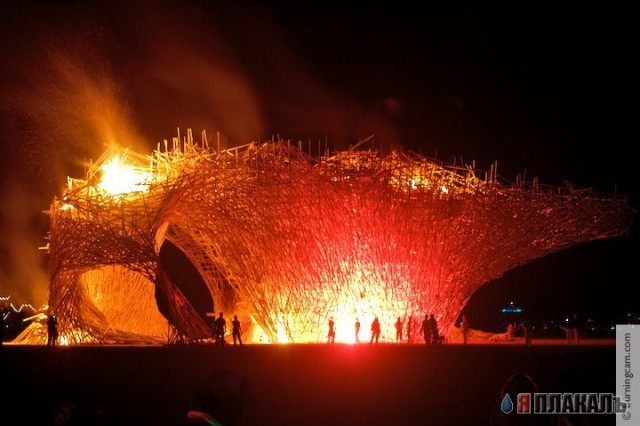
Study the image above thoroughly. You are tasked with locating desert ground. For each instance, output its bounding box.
[0,340,615,425]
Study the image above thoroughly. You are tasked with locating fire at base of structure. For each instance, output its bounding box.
[20,131,634,345]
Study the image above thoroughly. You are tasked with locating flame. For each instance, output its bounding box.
[60,203,75,211]
[98,155,151,196]
[326,263,408,344]
[250,315,292,344]
[246,261,411,344]
[275,322,290,343]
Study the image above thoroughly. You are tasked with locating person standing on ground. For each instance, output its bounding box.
[421,314,431,345]
[231,315,242,346]
[429,314,439,345]
[47,314,58,347]
[370,317,381,344]
[328,317,336,344]
[506,322,515,341]
[394,317,402,342]
[355,318,361,343]
[214,312,226,347]
[460,315,469,345]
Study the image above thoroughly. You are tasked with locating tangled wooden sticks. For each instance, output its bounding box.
[42,132,633,344]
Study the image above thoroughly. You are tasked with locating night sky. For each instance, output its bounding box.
[0,2,636,328]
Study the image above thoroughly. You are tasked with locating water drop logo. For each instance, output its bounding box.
[501,393,513,414]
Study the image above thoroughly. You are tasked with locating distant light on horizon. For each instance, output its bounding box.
[501,301,523,314]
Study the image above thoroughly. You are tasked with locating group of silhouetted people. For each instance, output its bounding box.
[212,313,243,347]
[325,315,443,345]
[421,314,441,345]
[328,316,383,344]
[43,311,244,348]
[327,316,383,344]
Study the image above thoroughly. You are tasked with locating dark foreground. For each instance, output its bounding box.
[0,342,614,425]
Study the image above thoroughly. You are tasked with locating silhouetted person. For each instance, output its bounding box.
[429,314,439,345]
[47,314,59,347]
[370,317,381,343]
[506,323,515,340]
[231,315,242,346]
[421,314,432,345]
[328,317,336,344]
[394,317,402,342]
[355,318,361,343]
[214,312,226,347]
[407,317,413,344]
[460,315,469,344]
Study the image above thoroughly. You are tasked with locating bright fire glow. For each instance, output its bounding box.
[323,262,410,344]
[248,262,412,344]
[275,321,290,343]
[60,203,75,211]
[98,155,151,196]
[250,322,291,344]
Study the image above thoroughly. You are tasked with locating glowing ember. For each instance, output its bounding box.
[20,133,632,345]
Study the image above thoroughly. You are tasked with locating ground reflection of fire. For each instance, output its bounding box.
[18,133,632,345]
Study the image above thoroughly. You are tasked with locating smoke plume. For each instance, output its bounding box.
[0,1,401,304]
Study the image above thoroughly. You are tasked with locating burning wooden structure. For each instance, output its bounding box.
[30,131,634,344]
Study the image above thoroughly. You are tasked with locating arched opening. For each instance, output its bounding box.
[157,240,214,325]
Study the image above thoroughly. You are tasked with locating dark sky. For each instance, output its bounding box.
[0,1,636,326]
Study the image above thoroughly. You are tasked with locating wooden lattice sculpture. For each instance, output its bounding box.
[37,131,634,344]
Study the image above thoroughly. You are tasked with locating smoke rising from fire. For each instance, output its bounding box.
[1,5,143,304]
[0,1,402,304]
[0,181,49,306]
[108,1,265,147]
